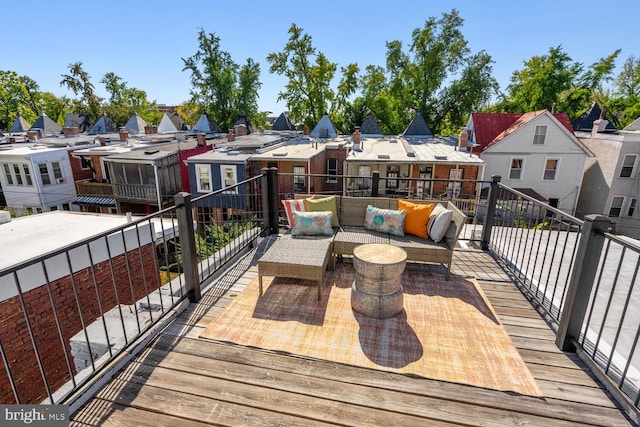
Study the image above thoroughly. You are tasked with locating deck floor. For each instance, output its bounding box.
[70,246,633,426]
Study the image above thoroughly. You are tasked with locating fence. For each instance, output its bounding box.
[482,175,640,421]
[0,174,263,405]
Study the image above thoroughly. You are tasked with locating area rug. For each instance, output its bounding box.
[200,263,542,396]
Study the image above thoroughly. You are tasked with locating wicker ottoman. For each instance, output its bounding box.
[258,236,332,300]
[351,243,407,318]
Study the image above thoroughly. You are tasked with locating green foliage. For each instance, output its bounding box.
[0,70,39,129]
[182,29,262,132]
[59,61,102,122]
[100,72,160,127]
[267,23,359,129]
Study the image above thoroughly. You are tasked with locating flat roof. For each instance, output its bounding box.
[0,212,131,270]
[215,134,287,149]
[187,149,252,163]
[251,135,348,161]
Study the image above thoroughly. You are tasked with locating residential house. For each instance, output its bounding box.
[102,138,210,214]
[0,139,92,215]
[124,112,149,135]
[63,113,92,133]
[575,118,640,238]
[466,110,590,215]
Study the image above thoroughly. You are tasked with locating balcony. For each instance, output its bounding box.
[113,183,158,203]
[1,172,638,425]
[75,179,114,197]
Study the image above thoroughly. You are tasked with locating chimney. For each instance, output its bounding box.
[551,103,556,114]
[458,128,469,151]
[234,124,247,136]
[227,129,235,142]
[99,137,110,146]
[303,124,309,136]
[352,126,361,151]
[63,126,79,137]
[27,130,39,141]
[197,132,206,146]
[592,106,609,137]
[144,125,157,135]
[119,127,128,142]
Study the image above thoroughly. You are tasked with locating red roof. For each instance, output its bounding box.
[471,111,575,152]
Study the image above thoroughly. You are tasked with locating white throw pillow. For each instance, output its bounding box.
[427,205,453,243]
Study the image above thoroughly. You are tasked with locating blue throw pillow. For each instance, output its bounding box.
[291,211,334,236]
[363,205,406,236]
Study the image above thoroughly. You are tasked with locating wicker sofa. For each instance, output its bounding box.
[293,195,467,279]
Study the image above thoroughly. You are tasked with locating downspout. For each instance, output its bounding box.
[153,162,162,209]
[307,159,311,194]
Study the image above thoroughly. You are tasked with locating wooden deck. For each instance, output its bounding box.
[70,246,633,426]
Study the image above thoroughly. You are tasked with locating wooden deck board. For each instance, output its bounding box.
[70,248,633,426]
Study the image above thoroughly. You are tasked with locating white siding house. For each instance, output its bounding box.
[468,110,591,215]
[0,144,79,215]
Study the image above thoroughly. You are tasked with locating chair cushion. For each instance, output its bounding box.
[428,204,453,243]
[291,211,334,236]
[398,199,435,238]
[305,195,339,227]
[363,205,406,236]
[282,199,306,228]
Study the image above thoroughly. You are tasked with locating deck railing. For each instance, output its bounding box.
[0,174,264,406]
[482,175,640,421]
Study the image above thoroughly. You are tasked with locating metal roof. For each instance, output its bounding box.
[73,196,116,207]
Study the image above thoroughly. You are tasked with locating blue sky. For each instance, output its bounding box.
[4,1,639,115]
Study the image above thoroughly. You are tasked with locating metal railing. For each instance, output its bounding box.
[0,174,264,405]
[482,175,640,421]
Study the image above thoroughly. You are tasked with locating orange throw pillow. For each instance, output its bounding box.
[398,199,435,238]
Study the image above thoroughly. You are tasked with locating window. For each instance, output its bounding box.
[221,165,237,191]
[39,163,50,185]
[448,168,463,198]
[293,166,306,191]
[3,164,13,185]
[386,165,400,189]
[417,166,432,197]
[52,162,63,183]
[124,164,141,185]
[533,125,547,145]
[628,198,637,217]
[62,203,70,211]
[620,154,638,178]
[22,164,32,185]
[357,165,371,190]
[80,157,91,170]
[326,158,338,183]
[196,164,211,192]
[543,159,558,181]
[509,158,524,180]
[13,164,23,185]
[609,196,624,217]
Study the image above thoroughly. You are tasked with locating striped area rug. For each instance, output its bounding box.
[200,263,542,396]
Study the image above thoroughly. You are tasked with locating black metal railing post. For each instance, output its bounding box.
[174,192,201,302]
[556,214,610,352]
[482,175,501,250]
[371,170,380,197]
[267,167,279,235]
[261,168,271,234]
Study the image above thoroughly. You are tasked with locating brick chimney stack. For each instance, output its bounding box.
[458,128,469,151]
[227,129,235,142]
[303,124,309,136]
[197,132,206,146]
[234,124,247,137]
[592,106,609,137]
[63,127,79,137]
[353,126,361,151]
[119,127,128,142]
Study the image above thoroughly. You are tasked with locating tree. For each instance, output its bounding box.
[59,62,102,121]
[0,70,41,129]
[99,72,159,127]
[615,56,640,98]
[182,29,261,131]
[267,23,357,128]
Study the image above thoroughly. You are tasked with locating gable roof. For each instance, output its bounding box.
[63,113,92,132]
[124,112,148,134]
[359,113,383,135]
[271,112,296,131]
[192,113,222,133]
[310,114,337,138]
[88,114,118,135]
[167,112,187,131]
[9,115,30,132]
[623,116,640,131]
[30,112,62,134]
[571,102,617,132]
[470,110,575,151]
[403,112,433,137]
[157,112,178,133]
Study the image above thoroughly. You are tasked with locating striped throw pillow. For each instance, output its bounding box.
[282,199,306,228]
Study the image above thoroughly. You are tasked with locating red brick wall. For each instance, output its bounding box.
[68,152,94,182]
[0,244,158,403]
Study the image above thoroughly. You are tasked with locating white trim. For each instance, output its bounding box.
[220,164,238,194]
[542,157,560,181]
[532,125,547,145]
[609,195,625,217]
[619,154,638,179]
[508,156,525,180]
[195,164,212,193]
